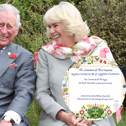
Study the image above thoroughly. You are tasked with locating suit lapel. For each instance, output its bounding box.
[0,42,20,77]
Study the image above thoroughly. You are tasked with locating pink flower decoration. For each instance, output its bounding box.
[100,47,109,58]
[104,61,107,64]
[79,110,84,115]
[107,110,112,115]
[100,60,102,63]
[79,44,96,55]
[34,51,39,68]
[84,36,90,43]
[9,54,17,59]
[45,41,55,48]
[116,107,123,122]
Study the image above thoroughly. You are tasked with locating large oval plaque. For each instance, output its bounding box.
[62,56,125,120]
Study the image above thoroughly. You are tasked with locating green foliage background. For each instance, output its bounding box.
[0,0,126,126]
[0,0,126,65]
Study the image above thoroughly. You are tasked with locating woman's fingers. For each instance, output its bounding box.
[80,119,92,125]
[74,117,83,125]
[75,119,94,126]
[71,112,94,126]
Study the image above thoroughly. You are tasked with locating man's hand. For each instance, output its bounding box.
[0,120,12,126]
[56,110,92,126]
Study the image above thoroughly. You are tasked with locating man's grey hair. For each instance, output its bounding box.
[0,4,21,29]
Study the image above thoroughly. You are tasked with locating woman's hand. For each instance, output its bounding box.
[74,118,92,126]
[56,110,93,126]
[72,112,92,126]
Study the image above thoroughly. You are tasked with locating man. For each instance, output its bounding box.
[0,4,36,126]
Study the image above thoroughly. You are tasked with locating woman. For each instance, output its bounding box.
[36,2,116,126]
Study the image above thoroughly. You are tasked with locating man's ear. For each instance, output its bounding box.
[15,26,21,35]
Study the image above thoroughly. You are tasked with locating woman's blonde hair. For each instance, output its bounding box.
[43,1,90,42]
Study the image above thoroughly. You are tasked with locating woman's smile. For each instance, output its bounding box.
[48,22,75,48]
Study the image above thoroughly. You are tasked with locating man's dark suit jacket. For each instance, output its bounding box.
[0,42,36,125]
[119,66,126,107]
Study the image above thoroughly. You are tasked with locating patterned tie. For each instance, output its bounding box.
[0,48,3,54]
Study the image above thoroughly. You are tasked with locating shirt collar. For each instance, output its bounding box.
[2,47,6,50]
[0,46,6,53]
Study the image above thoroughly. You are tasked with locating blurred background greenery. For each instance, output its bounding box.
[0,0,126,65]
[0,0,126,125]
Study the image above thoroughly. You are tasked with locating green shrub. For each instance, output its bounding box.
[76,0,126,65]
[0,0,125,65]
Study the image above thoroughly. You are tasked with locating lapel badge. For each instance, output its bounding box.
[8,52,17,59]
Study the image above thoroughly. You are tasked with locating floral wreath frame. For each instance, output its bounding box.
[62,56,125,119]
